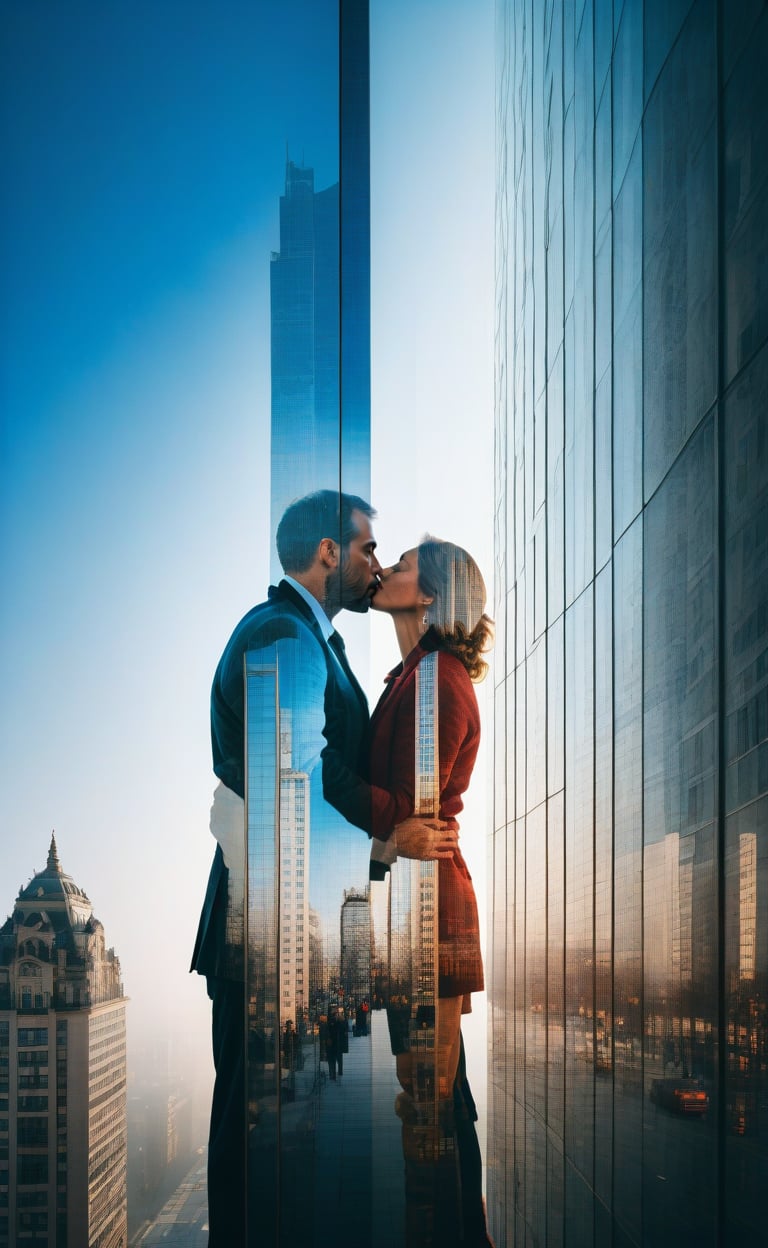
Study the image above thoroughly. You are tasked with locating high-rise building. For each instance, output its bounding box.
[270,159,342,556]
[279,715,311,1028]
[243,10,374,1239]
[492,1,767,1243]
[339,887,370,1005]
[0,836,127,1247]
[269,151,371,579]
[268,1,370,580]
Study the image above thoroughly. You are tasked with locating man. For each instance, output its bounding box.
[324,1006,348,1080]
[191,489,454,1244]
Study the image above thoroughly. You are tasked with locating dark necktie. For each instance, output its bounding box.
[329,629,349,671]
[328,630,366,706]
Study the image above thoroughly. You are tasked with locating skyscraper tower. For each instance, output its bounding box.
[278,714,311,1029]
[339,887,370,1006]
[0,835,127,1248]
[493,1,768,1241]
[270,160,338,542]
[269,150,371,579]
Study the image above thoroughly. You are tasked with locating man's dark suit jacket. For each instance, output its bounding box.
[190,579,369,982]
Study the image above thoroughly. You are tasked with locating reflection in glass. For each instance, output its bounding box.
[245,656,280,1240]
[367,539,493,1247]
[244,621,374,1244]
[269,5,371,575]
[494,0,768,1242]
[564,586,594,1237]
[386,656,444,1246]
[239,537,493,1246]
[643,0,717,501]
[190,4,376,1242]
[594,565,613,1207]
[190,5,494,1240]
[723,342,768,1238]
[613,517,643,1238]
[270,160,343,546]
[269,147,371,546]
[643,419,718,1244]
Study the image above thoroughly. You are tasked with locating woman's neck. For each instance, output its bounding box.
[392,612,423,661]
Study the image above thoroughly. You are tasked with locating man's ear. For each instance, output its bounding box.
[318,537,338,569]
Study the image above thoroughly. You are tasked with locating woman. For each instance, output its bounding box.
[369,536,494,1246]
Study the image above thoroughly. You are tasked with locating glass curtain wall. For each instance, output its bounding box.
[270,1,371,575]
[492,0,767,1244]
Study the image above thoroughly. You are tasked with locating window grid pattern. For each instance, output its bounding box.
[493,0,768,1243]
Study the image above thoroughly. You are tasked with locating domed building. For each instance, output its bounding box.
[0,835,127,1248]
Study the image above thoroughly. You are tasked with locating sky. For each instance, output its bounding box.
[0,0,494,1103]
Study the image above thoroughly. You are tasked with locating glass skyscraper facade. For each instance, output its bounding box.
[242,3,380,1243]
[269,1,371,579]
[491,1,767,1244]
[269,162,344,549]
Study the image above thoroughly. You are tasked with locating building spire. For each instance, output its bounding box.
[47,831,60,872]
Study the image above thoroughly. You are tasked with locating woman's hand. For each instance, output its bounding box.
[393,817,458,860]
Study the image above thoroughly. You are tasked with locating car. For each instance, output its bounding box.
[649,1077,709,1115]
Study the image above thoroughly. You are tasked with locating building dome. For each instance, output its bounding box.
[16,833,92,914]
[1,832,123,1010]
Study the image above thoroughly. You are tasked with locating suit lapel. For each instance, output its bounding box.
[328,631,369,714]
[274,580,369,714]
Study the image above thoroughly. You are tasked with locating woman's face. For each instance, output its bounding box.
[371,547,425,614]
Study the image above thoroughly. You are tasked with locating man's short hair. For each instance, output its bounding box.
[276,490,376,573]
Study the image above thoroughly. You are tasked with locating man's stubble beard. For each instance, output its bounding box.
[326,565,372,616]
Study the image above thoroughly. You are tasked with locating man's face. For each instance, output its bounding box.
[328,509,382,615]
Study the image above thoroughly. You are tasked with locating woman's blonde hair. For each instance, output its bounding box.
[417,537,494,682]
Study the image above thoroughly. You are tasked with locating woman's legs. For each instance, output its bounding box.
[393,997,466,1245]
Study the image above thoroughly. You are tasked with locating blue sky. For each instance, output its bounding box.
[0,0,494,1089]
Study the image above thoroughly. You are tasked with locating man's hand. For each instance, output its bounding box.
[394,817,458,860]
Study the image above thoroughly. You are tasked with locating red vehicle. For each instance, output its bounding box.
[650,1078,709,1115]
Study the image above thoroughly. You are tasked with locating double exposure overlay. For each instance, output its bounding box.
[1,1,496,1244]
[238,3,378,1238]
[191,2,492,1243]
[233,2,489,1243]
[492,0,767,1244]
[243,642,463,1243]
